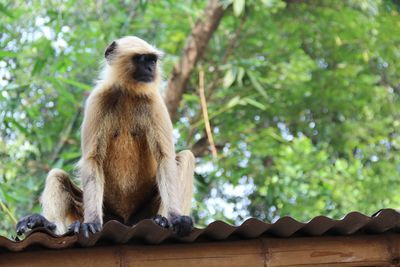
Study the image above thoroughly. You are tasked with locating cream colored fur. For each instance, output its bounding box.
[40,36,194,234]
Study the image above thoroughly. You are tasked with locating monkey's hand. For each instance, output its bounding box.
[16,214,57,235]
[152,214,170,228]
[68,221,102,238]
[170,215,193,237]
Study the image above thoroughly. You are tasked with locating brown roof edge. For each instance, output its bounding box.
[2,234,400,266]
[1,208,399,252]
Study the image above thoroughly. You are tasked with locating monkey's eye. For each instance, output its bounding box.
[133,54,158,64]
[146,54,158,64]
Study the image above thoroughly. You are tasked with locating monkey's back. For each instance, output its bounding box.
[101,87,158,223]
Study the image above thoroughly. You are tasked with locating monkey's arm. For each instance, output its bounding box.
[76,91,108,236]
[149,96,193,236]
[150,97,180,215]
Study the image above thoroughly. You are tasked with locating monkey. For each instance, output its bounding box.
[16,36,195,238]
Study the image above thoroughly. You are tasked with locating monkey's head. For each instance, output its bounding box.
[103,36,163,88]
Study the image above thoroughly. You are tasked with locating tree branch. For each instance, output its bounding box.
[186,15,247,149]
[198,68,218,158]
[48,108,82,168]
[164,0,225,121]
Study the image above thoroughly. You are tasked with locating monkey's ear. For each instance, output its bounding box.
[105,41,117,61]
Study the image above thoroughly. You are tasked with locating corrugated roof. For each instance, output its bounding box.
[1,208,399,252]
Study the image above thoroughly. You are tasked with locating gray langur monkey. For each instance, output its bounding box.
[16,36,195,237]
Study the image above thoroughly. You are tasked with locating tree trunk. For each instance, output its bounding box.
[164,0,225,121]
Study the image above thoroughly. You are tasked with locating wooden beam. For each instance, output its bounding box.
[264,234,400,266]
[1,234,399,267]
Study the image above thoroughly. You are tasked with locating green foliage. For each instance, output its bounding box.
[1,0,399,237]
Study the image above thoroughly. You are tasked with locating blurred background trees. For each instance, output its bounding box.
[0,0,399,237]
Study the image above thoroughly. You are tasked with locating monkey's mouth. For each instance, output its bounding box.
[134,75,154,83]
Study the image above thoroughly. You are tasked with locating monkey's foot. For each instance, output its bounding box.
[16,214,56,235]
[152,214,169,228]
[67,221,102,238]
[170,215,193,237]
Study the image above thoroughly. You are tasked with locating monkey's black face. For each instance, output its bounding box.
[132,54,158,83]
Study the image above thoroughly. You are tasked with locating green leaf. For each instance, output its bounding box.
[183,93,199,103]
[6,118,29,136]
[61,151,81,160]
[247,71,268,100]
[243,97,267,110]
[0,50,17,58]
[237,67,245,86]
[46,77,77,104]
[193,96,242,128]
[57,77,92,91]
[226,95,241,108]
[0,3,13,18]
[223,68,237,88]
[233,0,245,16]
[31,59,47,75]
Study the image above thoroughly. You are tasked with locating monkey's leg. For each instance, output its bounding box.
[75,159,104,238]
[16,169,83,236]
[167,150,195,236]
[176,150,195,215]
[41,168,83,235]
